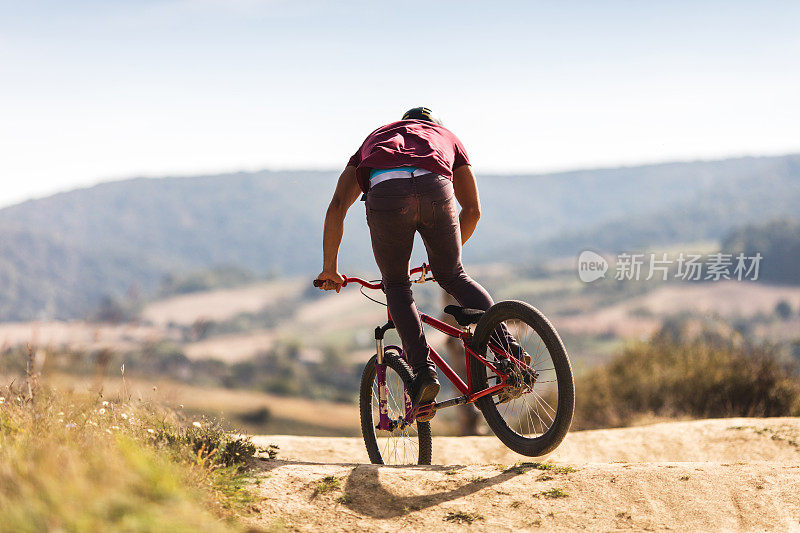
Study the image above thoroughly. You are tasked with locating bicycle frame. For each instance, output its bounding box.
[338,264,523,430]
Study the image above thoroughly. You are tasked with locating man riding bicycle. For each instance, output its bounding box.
[315,107,518,419]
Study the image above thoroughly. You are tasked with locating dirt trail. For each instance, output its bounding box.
[247,418,800,531]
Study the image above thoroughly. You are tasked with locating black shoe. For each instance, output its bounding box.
[411,367,440,422]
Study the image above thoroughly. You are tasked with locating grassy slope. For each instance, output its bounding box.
[0,385,261,532]
[44,374,362,437]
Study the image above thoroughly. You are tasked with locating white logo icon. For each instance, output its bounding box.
[577,250,608,283]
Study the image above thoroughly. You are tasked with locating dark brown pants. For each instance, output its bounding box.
[366,174,495,373]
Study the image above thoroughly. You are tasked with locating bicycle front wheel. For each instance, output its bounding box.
[359,349,432,465]
[469,300,574,457]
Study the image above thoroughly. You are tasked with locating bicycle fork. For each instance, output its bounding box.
[375,321,410,431]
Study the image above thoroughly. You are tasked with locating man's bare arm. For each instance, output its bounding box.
[452,165,482,244]
[317,165,362,291]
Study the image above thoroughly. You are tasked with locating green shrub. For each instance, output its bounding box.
[573,325,800,429]
[152,419,257,467]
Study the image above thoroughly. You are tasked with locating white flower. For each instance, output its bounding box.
[120,413,128,420]
[98,408,106,415]
[147,428,155,434]
[111,425,120,430]
[0,397,5,404]
[102,401,109,407]
[65,422,77,429]
[192,421,202,429]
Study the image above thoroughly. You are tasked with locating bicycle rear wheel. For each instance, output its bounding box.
[469,300,574,457]
[359,349,432,465]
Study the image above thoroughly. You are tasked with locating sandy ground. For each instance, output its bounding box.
[246,417,800,532]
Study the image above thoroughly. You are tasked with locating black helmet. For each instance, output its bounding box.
[402,107,442,125]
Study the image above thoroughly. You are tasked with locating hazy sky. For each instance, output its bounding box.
[1,0,799,207]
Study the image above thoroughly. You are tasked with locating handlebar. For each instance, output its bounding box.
[312,276,382,290]
[313,264,431,290]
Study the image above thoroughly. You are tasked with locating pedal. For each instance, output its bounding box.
[414,402,436,422]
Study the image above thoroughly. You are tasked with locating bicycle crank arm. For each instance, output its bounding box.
[413,395,469,420]
[432,395,469,410]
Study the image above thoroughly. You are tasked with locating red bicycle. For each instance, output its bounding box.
[314,263,574,464]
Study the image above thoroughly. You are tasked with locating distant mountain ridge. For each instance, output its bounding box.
[0,154,798,320]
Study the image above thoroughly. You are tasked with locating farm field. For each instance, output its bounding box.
[4,275,798,366]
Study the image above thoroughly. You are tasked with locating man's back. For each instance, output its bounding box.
[348,120,470,192]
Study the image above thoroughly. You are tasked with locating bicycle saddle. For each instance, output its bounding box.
[443,305,484,327]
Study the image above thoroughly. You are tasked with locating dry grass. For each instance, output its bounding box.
[537,487,569,499]
[504,462,577,475]
[444,510,484,524]
[0,382,262,532]
[45,374,361,437]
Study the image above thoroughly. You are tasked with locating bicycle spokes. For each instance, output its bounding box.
[487,319,559,437]
[371,364,419,464]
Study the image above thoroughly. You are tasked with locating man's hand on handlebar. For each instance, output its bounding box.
[314,264,427,293]
[314,270,345,292]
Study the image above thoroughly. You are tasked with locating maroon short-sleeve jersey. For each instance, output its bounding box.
[348,119,470,192]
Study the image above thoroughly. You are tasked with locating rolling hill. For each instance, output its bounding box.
[1,154,798,320]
